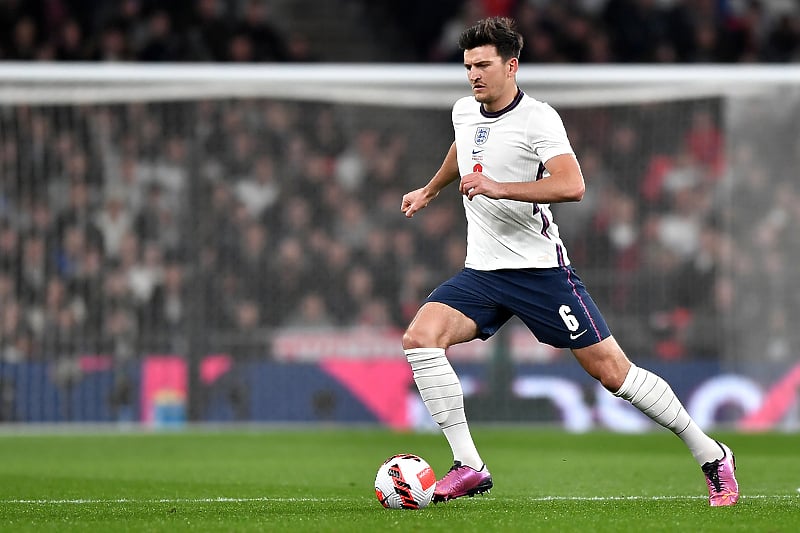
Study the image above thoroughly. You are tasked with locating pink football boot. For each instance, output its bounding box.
[701,442,739,507]
[433,461,493,503]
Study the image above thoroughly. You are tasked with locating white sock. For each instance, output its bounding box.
[614,364,723,465]
[405,348,484,470]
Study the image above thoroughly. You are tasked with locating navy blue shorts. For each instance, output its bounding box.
[425,267,611,349]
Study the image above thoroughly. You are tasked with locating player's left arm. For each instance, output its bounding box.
[459,153,585,204]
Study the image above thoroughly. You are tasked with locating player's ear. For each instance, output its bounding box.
[507,58,518,76]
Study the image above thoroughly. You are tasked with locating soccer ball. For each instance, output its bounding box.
[374,453,436,509]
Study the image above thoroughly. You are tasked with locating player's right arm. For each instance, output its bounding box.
[401,142,460,218]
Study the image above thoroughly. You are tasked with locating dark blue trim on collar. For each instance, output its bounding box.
[480,89,524,118]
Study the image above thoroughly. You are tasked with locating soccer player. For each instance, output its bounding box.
[400,17,739,507]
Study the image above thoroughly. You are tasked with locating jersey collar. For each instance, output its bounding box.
[480,88,524,118]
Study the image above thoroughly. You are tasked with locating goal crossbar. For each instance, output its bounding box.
[1,63,800,107]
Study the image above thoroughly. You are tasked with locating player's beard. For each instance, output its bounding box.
[472,87,490,104]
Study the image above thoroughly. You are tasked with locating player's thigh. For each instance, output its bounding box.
[403,302,479,349]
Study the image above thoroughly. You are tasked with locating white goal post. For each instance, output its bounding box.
[1,63,800,107]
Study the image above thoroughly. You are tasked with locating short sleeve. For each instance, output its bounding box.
[528,103,574,164]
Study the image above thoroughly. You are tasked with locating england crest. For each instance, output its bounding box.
[474,127,490,145]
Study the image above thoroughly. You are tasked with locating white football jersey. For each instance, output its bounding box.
[452,90,574,270]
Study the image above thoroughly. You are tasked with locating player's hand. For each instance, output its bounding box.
[401,187,437,218]
[459,172,502,200]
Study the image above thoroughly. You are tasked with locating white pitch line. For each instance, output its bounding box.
[518,494,797,501]
[481,495,798,502]
[2,497,285,504]
[1,494,797,505]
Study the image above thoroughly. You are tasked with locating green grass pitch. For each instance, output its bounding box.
[0,428,798,532]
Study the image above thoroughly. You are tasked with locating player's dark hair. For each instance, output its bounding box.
[458,17,523,61]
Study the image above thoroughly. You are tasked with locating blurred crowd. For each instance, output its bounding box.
[1,0,800,367]
[369,0,800,63]
[0,0,310,62]
[0,100,445,363]
[4,93,800,366]
[0,0,798,63]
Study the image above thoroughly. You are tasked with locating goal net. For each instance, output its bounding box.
[0,63,798,430]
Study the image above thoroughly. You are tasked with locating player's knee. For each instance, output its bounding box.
[596,357,630,392]
[402,323,446,350]
[574,339,630,392]
[402,327,430,350]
